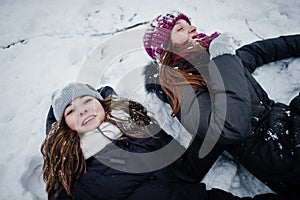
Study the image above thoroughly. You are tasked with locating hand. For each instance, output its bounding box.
[208,32,239,59]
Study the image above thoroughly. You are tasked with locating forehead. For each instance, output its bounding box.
[65,96,92,108]
[175,19,190,26]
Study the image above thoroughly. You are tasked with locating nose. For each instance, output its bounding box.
[79,108,88,116]
[188,25,197,34]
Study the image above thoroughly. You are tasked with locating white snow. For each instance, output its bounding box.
[0,0,300,199]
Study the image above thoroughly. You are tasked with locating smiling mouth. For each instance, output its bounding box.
[82,115,96,126]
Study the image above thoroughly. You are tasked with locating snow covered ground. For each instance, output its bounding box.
[0,0,299,199]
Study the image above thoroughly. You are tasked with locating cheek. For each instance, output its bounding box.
[93,102,105,120]
[65,115,78,131]
[98,107,105,121]
[171,32,189,45]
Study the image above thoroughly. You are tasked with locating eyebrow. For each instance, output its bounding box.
[65,102,72,110]
[175,20,189,25]
[65,96,85,109]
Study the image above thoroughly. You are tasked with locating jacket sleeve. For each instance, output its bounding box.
[180,54,252,145]
[171,183,299,200]
[207,54,252,144]
[49,190,72,200]
[236,34,300,73]
[45,86,117,134]
[97,85,117,97]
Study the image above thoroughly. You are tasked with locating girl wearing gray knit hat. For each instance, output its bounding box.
[43,82,158,198]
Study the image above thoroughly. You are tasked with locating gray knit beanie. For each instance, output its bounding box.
[51,82,103,121]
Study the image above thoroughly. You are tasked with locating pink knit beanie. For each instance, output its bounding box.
[143,11,191,60]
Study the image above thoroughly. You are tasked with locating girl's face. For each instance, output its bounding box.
[64,96,105,134]
[170,19,198,45]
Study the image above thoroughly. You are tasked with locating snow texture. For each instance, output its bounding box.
[0,0,300,199]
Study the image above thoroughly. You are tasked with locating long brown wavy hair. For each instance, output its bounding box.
[41,96,156,199]
[159,39,210,116]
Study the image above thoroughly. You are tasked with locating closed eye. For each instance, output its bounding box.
[84,98,92,104]
[66,109,73,116]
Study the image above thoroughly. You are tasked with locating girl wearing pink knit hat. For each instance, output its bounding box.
[143,10,300,194]
[143,10,221,61]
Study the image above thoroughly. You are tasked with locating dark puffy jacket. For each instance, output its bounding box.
[49,134,299,200]
[144,34,300,194]
[45,87,300,200]
[230,34,300,194]
[145,54,252,145]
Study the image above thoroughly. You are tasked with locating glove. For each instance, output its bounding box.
[192,32,220,49]
[208,32,239,59]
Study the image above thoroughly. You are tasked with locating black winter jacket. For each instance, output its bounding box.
[45,86,298,200]
[230,34,300,194]
[49,136,299,200]
[143,34,300,194]
[145,54,252,145]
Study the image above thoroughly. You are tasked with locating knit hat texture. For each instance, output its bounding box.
[51,82,102,121]
[143,11,190,60]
